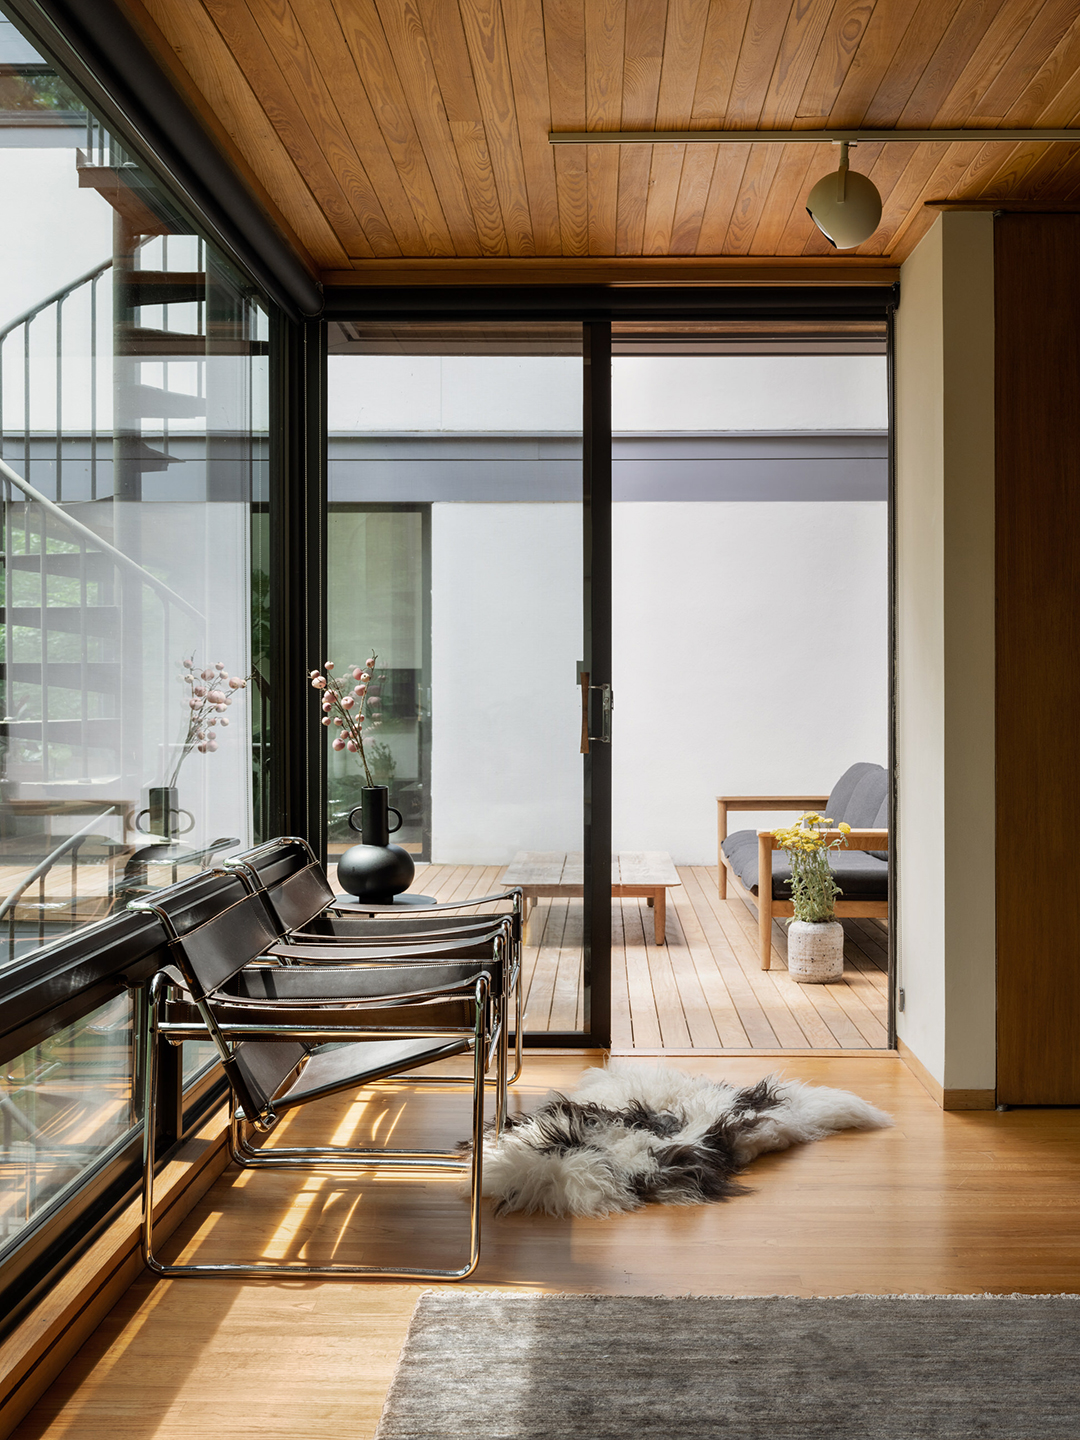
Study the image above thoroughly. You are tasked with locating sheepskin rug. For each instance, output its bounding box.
[473,1063,893,1218]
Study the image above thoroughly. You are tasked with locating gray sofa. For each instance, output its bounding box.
[717,762,890,970]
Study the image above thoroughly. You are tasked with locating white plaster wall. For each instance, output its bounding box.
[328,355,888,434]
[611,502,888,862]
[430,503,583,865]
[895,211,997,1093]
[430,499,887,865]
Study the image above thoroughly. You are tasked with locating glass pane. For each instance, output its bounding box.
[0,9,269,969]
[326,321,586,1034]
[0,993,135,1254]
[609,327,890,1050]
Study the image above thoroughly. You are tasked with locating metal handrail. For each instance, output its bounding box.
[0,454,203,623]
[0,258,112,346]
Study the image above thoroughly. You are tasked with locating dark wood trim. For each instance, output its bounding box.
[995,213,1080,1106]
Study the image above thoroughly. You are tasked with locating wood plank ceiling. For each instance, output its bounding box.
[121,0,1080,284]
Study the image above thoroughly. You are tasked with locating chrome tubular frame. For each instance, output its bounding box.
[141,971,490,1280]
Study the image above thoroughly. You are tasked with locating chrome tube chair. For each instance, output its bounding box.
[223,838,525,1084]
[132,872,502,1280]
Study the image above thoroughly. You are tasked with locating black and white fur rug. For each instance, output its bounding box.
[472,1063,893,1218]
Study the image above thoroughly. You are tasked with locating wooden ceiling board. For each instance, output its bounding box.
[134,0,350,267]
[201,0,393,257]
[584,0,625,253]
[367,0,486,255]
[859,0,968,126]
[894,0,1004,126]
[795,0,878,123]
[500,0,563,254]
[690,0,755,125]
[117,0,1080,284]
[973,0,1080,119]
[667,144,722,252]
[757,0,840,131]
[289,0,448,256]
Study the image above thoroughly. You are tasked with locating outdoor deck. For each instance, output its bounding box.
[347,861,890,1053]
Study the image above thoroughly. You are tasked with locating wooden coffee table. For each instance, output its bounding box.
[500,850,681,946]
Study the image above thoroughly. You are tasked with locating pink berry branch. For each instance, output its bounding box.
[170,659,250,788]
[310,655,383,788]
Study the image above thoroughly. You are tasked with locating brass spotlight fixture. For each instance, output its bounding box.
[805,142,883,250]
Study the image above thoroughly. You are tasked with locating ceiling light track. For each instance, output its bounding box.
[548,128,1080,145]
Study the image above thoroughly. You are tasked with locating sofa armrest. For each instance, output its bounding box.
[761,828,889,852]
[717,795,831,852]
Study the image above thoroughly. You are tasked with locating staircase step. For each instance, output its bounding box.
[122,272,206,308]
[2,661,120,689]
[0,717,119,743]
[8,551,119,577]
[122,384,205,420]
[3,606,119,637]
[117,326,269,358]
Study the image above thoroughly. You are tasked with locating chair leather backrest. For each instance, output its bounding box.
[229,1041,308,1120]
[264,863,336,934]
[170,893,280,999]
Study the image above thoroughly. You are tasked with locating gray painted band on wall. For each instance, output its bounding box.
[328,430,887,503]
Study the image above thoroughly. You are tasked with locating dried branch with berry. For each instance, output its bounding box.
[310,655,383,787]
[172,659,249,787]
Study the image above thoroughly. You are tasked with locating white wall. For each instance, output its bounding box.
[328,354,888,433]
[611,502,888,862]
[430,503,582,865]
[429,498,888,866]
[895,212,997,1095]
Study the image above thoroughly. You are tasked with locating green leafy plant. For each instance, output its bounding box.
[772,813,851,924]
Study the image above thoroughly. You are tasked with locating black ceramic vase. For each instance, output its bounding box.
[336,785,415,902]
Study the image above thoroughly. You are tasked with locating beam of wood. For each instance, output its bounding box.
[322,257,900,285]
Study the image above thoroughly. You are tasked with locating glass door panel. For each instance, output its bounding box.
[608,321,890,1052]
[326,321,587,1036]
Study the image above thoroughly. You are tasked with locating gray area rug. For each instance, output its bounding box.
[374,1292,1080,1439]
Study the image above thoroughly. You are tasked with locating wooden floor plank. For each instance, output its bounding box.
[15,1055,1080,1440]
[399,860,890,1053]
[625,900,691,1048]
[690,868,817,1050]
[620,899,664,1048]
[674,872,782,1049]
[548,899,583,1032]
[660,904,723,1048]
[668,884,751,1047]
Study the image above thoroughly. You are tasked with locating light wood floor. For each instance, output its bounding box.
[13,1053,1080,1440]
[376,862,889,1051]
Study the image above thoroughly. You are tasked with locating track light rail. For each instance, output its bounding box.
[549,129,1080,146]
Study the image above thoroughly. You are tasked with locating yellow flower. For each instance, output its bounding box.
[838,822,851,834]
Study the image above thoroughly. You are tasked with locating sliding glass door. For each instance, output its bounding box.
[325,320,599,1039]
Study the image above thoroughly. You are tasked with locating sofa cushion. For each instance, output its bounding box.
[826,762,888,828]
[722,827,889,902]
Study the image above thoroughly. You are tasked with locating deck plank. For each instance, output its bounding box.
[404,857,890,1052]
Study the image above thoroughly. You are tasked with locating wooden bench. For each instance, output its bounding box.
[500,851,682,946]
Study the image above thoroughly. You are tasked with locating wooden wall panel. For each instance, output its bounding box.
[995,213,1080,1106]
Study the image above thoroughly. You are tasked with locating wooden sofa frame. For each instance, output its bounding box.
[717,796,890,970]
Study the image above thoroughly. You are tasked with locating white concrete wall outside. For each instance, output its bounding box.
[895,211,997,1092]
[328,355,887,433]
[429,499,888,866]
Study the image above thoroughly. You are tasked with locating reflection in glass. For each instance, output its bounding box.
[0,10,268,968]
[0,993,135,1252]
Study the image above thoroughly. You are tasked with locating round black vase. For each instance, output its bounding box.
[336,785,415,903]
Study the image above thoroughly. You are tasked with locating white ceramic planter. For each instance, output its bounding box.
[787,919,844,983]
